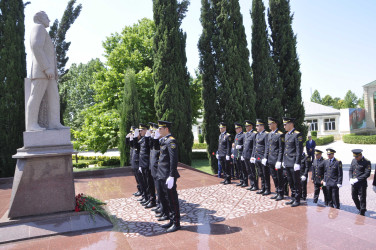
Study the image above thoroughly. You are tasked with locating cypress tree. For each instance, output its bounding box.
[215,0,256,135]
[251,0,283,125]
[153,0,193,165]
[119,69,140,167]
[268,0,306,135]
[198,0,220,172]
[0,0,27,177]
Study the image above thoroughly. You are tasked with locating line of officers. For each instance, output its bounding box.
[217,117,376,215]
[125,120,181,233]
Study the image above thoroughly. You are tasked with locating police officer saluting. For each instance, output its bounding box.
[243,121,258,190]
[126,126,142,197]
[156,120,181,233]
[234,123,245,187]
[217,122,232,184]
[323,148,343,209]
[265,117,285,200]
[282,117,302,207]
[251,119,269,195]
[349,149,371,216]
[311,149,328,205]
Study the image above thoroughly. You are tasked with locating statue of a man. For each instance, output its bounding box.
[26,11,66,131]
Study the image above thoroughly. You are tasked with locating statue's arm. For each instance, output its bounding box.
[30,25,51,73]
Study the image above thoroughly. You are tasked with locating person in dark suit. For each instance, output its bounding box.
[251,119,269,195]
[306,135,316,162]
[242,121,258,191]
[149,123,162,212]
[311,149,327,204]
[156,120,181,233]
[282,117,303,207]
[349,149,371,216]
[265,117,285,200]
[300,151,311,201]
[126,126,142,197]
[234,123,245,186]
[216,122,232,184]
[323,148,343,209]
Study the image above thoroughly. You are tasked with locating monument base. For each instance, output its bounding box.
[8,144,75,218]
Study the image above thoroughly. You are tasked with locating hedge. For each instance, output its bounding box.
[192,143,207,149]
[343,134,376,144]
[314,135,334,146]
[192,151,208,160]
[73,162,89,168]
[311,131,317,137]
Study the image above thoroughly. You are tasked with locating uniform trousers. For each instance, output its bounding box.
[301,177,307,199]
[327,186,340,209]
[240,160,248,184]
[256,161,266,191]
[234,158,241,179]
[245,159,258,188]
[285,167,301,202]
[141,168,156,202]
[313,183,328,203]
[157,178,180,225]
[219,156,231,181]
[352,183,367,212]
[269,164,284,195]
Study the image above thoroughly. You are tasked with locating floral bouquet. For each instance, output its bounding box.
[75,193,109,221]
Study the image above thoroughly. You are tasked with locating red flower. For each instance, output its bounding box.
[92,206,96,210]
[212,152,215,155]
[75,206,80,212]
[257,157,260,160]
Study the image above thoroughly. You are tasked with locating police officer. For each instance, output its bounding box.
[311,149,327,204]
[138,123,156,208]
[251,119,269,195]
[242,121,258,191]
[300,151,311,201]
[349,149,371,216]
[282,117,303,207]
[265,117,285,200]
[216,122,232,184]
[323,148,343,209]
[234,123,245,187]
[126,126,142,196]
[156,120,181,233]
[149,123,162,211]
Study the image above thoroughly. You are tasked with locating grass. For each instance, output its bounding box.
[191,159,214,175]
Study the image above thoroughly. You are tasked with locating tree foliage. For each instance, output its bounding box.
[190,71,203,125]
[310,89,322,104]
[0,0,28,177]
[119,69,140,167]
[343,90,358,108]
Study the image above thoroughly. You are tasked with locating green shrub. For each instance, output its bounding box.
[192,151,208,160]
[311,131,317,137]
[343,134,376,144]
[315,135,334,146]
[96,158,120,166]
[73,162,89,168]
[198,134,204,143]
[192,143,207,149]
[88,160,99,164]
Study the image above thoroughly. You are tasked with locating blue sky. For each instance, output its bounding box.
[24,0,376,102]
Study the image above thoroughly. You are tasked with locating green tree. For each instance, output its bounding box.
[358,96,364,108]
[251,0,283,125]
[0,0,28,177]
[321,94,334,106]
[343,90,358,108]
[332,97,343,109]
[310,90,322,104]
[198,0,220,171]
[153,0,193,165]
[60,59,104,130]
[119,69,140,167]
[268,0,306,137]
[74,19,156,153]
[190,71,203,125]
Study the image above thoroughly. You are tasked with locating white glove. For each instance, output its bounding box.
[138,167,142,173]
[154,130,160,139]
[166,177,174,189]
[236,145,242,149]
[134,128,139,137]
[151,132,155,138]
[126,133,131,138]
[226,155,230,161]
[241,156,244,161]
[301,175,307,181]
[216,154,219,159]
[130,134,134,141]
[349,179,354,185]
[337,184,342,188]
[353,178,358,184]
[145,130,151,137]
[282,162,285,168]
[373,186,376,193]
[323,182,326,186]
[275,162,281,169]
[293,164,300,171]
[261,158,267,166]
[250,157,256,163]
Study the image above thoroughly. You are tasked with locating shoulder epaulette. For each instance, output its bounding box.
[253,131,257,133]
[169,136,175,140]
[294,130,300,134]
[265,131,269,134]
[278,131,283,134]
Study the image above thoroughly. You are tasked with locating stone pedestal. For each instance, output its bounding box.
[8,129,75,218]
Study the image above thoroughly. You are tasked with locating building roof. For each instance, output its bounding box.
[363,80,376,88]
[304,101,340,117]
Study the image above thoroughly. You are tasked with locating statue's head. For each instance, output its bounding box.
[33,11,50,28]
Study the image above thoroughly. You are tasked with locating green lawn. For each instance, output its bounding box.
[191,159,214,175]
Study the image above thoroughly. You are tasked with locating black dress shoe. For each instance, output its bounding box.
[224,180,231,185]
[155,208,163,214]
[246,186,253,190]
[155,212,164,217]
[236,182,243,186]
[291,201,300,207]
[161,221,173,228]
[220,180,226,184]
[145,202,156,209]
[270,194,279,199]
[142,200,150,206]
[285,200,294,205]
[151,206,160,211]
[166,223,181,233]
[359,210,366,216]
[241,183,248,187]
[256,190,265,194]
[158,215,169,221]
[250,187,259,191]
[137,197,145,202]
[262,191,271,196]
[275,195,284,201]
